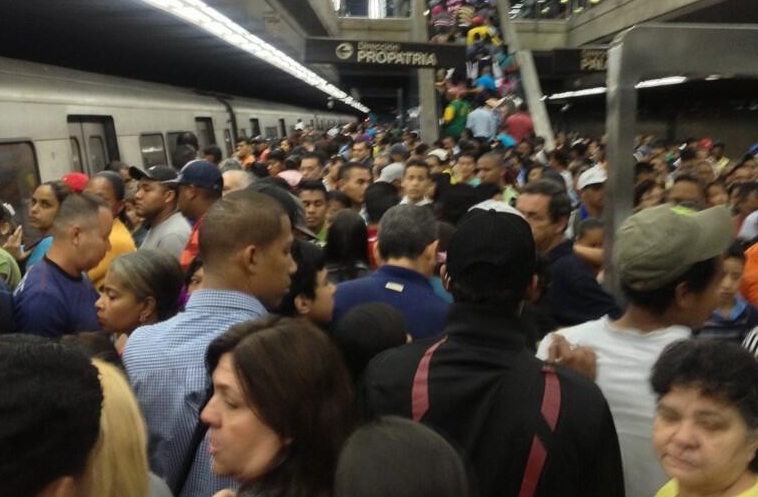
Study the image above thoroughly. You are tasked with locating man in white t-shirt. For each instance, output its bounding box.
[537,203,732,497]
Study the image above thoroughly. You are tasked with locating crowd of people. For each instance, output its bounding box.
[3,119,758,497]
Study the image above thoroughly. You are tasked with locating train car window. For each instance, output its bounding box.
[278,119,286,138]
[0,141,40,240]
[70,137,83,172]
[88,136,107,173]
[139,134,168,167]
[250,119,261,137]
[265,127,278,139]
[195,118,216,151]
[67,116,119,175]
[223,129,233,157]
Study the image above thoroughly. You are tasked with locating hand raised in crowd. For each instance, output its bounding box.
[547,333,597,380]
[2,225,25,261]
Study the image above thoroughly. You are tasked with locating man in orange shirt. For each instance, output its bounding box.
[235,137,256,170]
[167,160,223,272]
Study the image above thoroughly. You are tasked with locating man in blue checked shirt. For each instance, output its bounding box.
[123,190,297,497]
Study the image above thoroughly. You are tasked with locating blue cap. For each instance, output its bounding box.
[165,160,222,190]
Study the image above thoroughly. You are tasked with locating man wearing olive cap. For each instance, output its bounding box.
[538,203,733,497]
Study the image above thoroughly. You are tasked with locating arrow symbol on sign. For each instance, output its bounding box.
[335,42,354,60]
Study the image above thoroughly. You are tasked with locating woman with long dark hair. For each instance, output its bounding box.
[324,209,371,284]
[202,316,354,497]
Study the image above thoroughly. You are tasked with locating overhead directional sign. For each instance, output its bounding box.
[553,48,608,74]
[305,37,466,68]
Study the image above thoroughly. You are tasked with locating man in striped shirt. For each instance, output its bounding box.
[124,190,296,497]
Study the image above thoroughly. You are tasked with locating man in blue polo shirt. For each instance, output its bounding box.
[332,204,448,340]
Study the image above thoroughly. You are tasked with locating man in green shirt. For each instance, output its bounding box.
[442,89,470,140]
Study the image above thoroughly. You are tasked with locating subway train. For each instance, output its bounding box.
[0,56,355,224]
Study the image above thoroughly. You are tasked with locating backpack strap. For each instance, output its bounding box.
[411,336,448,422]
[171,385,213,496]
[411,339,561,497]
[518,365,561,497]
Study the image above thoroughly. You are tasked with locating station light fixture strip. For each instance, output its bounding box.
[140,0,370,113]
[544,76,687,100]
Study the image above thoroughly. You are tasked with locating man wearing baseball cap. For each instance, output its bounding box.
[130,165,191,260]
[364,207,624,497]
[567,165,606,239]
[163,160,223,271]
[537,203,733,497]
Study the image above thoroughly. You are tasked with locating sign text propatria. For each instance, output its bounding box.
[305,38,463,68]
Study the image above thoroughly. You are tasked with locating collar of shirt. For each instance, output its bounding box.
[547,238,574,263]
[714,295,749,321]
[185,288,266,315]
[376,264,431,286]
[400,196,433,206]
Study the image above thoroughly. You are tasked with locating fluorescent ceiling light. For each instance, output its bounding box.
[140,0,370,113]
[634,76,687,88]
[545,76,686,99]
[547,86,606,99]
[705,74,722,81]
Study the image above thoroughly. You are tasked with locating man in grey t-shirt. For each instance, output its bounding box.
[130,165,191,259]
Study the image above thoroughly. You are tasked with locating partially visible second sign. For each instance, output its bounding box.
[553,48,608,74]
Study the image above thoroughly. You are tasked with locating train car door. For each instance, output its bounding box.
[67,116,119,175]
[195,117,216,151]
[250,119,261,138]
[223,129,233,157]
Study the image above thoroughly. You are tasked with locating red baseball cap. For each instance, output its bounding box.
[61,172,90,193]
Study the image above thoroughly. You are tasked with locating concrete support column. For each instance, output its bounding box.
[412,0,438,141]
[397,87,406,128]
[496,0,555,150]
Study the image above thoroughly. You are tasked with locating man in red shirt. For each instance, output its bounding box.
[505,103,534,142]
[167,160,223,271]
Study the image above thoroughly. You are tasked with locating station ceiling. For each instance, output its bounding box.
[0,0,362,115]
[0,0,755,119]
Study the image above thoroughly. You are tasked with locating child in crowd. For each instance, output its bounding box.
[400,159,432,206]
[526,164,544,183]
[573,218,605,278]
[705,180,728,208]
[327,190,351,224]
[697,241,758,342]
[276,239,335,328]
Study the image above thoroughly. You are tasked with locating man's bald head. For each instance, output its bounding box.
[222,170,254,196]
